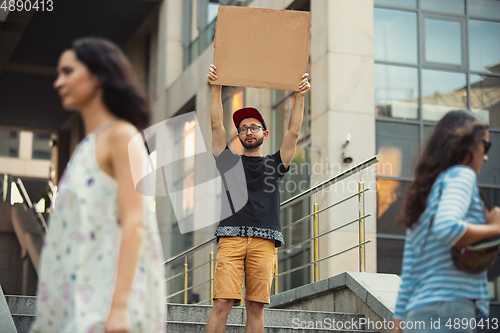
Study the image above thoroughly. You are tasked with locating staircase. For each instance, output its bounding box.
[5,296,35,333]
[4,296,380,332]
[168,304,379,332]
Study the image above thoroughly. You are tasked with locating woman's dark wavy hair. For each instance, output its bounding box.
[64,37,150,130]
[399,110,488,229]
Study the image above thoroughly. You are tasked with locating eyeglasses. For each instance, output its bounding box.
[238,125,264,134]
[482,139,492,155]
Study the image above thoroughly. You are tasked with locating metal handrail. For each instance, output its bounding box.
[280,155,381,209]
[277,214,371,255]
[15,178,48,231]
[165,259,215,283]
[164,236,216,266]
[164,154,381,304]
[16,178,33,208]
[195,298,212,305]
[166,279,211,300]
[47,180,57,205]
[281,188,370,231]
[273,240,372,278]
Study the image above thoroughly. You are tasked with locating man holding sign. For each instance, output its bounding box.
[206,64,310,333]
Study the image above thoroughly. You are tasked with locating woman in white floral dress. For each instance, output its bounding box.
[30,37,165,333]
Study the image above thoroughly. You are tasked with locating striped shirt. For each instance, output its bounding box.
[394,165,489,320]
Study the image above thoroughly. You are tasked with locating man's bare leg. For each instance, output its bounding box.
[244,300,265,333]
[205,298,235,333]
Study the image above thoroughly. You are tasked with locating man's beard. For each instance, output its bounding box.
[240,136,264,149]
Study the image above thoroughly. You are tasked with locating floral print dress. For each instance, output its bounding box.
[30,132,166,333]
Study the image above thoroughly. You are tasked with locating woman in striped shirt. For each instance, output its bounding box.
[393,110,500,333]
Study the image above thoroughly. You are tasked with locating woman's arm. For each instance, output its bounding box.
[455,206,500,246]
[433,167,500,247]
[104,124,145,333]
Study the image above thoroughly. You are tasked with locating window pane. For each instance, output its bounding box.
[377,179,410,236]
[375,64,418,119]
[480,187,500,300]
[470,75,500,128]
[291,200,310,245]
[422,70,467,122]
[469,20,500,74]
[425,18,462,66]
[207,2,220,24]
[480,188,500,215]
[171,223,193,256]
[377,238,404,275]
[281,141,310,200]
[0,130,19,157]
[478,132,500,186]
[290,250,310,289]
[277,258,287,293]
[222,88,243,138]
[272,90,287,105]
[420,0,464,15]
[290,93,310,139]
[374,0,416,9]
[423,125,435,143]
[272,99,287,152]
[374,8,418,64]
[376,122,419,178]
[32,133,52,160]
[469,0,500,20]
[204,19,217,49]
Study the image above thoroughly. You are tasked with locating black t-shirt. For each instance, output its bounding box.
[214,146,289,247]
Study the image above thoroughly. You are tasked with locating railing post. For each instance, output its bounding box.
[313,193,319,282]
[274,247,278,295]
[184,255,188,304]
[358,172,366,272]
[210,243,214,305]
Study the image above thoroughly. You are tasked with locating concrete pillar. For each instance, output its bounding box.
[156,0,184,98]
[310,0,377,277]
[18,131,33,160]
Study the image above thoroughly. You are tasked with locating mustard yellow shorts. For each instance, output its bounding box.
[213,236,276,304]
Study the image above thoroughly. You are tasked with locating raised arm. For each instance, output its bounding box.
[207,64,226,157]
[280,73,311,168]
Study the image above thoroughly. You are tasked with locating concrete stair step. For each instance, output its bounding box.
[5,296,37,333]
[168,303,365,327]
[4,296,380,333]
[11,314,35,333]
[5,295,36,315]
[167,321,380,332]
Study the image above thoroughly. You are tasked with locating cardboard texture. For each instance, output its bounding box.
[213,6,311,91]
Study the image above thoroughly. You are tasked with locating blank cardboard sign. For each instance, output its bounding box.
[213,6,310,91]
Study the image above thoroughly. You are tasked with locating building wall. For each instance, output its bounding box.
[0,131,51,179]
[310,0,377,278]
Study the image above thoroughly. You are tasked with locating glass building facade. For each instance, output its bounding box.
[374,0,500,300]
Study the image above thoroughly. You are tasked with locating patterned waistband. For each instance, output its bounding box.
[215,226,284,247]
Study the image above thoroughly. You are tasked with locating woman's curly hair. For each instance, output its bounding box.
[399,110,488,228]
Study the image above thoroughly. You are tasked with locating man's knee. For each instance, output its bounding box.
[213,298,235,314]
[245,300,264,317]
